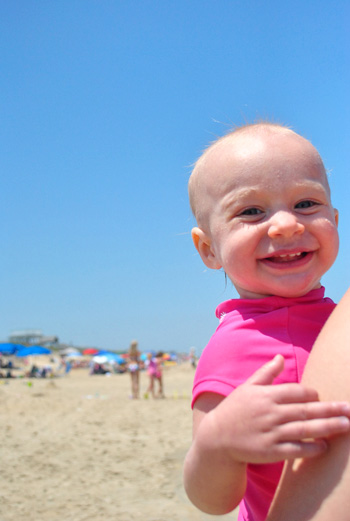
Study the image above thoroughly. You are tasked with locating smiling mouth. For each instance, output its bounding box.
[264,252,309,264]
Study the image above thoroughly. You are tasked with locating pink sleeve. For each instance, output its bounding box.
[192,296,335,409]
[191,309,298,408]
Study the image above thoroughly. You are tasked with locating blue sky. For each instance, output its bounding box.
[1,1,349,353]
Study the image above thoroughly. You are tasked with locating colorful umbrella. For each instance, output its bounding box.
[0,343,24,355]
[16,346,51,357]
[83,348,99,355]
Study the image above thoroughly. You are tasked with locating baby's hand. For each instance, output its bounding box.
[211,355,350,464]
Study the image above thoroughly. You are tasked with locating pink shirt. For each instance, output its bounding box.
[192,287,335,521]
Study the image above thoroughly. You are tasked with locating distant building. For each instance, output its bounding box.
[9,329,59,347]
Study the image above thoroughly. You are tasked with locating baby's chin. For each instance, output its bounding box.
[235,282,322,300]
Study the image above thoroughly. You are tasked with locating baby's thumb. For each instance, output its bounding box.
[246,355,285,386]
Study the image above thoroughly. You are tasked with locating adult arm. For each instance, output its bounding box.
[267,288,350,521]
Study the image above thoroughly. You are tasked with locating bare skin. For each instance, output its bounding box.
[184,355,350,515]
[267,288,350,521]
[184,124,347,516]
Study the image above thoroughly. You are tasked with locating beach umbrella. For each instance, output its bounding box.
[92,353,125,366]
[16,346,51,357]
[0,343,24,355]
[102,352,125,364]
[83,348,99,355]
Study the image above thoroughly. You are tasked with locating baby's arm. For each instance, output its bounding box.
[183,355,350,515]
[184,391,247,514]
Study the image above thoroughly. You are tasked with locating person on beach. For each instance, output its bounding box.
[127,340,141,399]
[189,347,197,369]
[147,351,165,398]
[183,122,350,521]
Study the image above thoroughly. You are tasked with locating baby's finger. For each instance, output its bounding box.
[278,401,350,424]
[275,439,328,461]
[245,355,285,386]
[279,416,350,442]
[271,384,320,404]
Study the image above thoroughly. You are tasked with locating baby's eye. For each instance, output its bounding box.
[239,207,263,216]
[295,200,318,209]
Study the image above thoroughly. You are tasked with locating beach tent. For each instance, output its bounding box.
[92,355,108,364]
[65,351,83,360]
[0,343,23,355]
[59,347,80,356]
[16,346,52,357]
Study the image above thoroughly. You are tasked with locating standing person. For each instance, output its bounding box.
[147,351,165,398]
[154,351,165,398]
[127,340,140,399]
[65,359,72,376]
[189,347,197,369]
[183,122,350,521]
[146,352,157,398]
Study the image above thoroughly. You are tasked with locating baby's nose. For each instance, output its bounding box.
[267,211,305,239]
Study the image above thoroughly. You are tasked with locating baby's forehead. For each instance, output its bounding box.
[202,126,297,162]
[192,133,269,193]
[196,128,323,184]
[190,128,329,218]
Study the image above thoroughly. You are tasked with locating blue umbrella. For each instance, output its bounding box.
[97,351,126,364]
[103,352,125,364]
[0,343,23,355]
[16,346,51,357]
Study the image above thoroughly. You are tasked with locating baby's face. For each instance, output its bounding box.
[193,130,339,298]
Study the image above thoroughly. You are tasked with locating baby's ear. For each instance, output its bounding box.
[334,208,339,226]
[191,227,222,270]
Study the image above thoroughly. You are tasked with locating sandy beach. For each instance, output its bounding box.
[0,361,238,521]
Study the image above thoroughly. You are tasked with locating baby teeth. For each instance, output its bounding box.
[279,252,302,258]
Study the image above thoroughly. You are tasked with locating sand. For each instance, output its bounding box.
[0,362,238,521]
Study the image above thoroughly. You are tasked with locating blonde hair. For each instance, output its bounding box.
[129,340,139,356]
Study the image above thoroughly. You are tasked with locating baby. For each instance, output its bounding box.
[183,123,350,521]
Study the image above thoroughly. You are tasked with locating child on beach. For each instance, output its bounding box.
[183,122,350,521]
[146,352,165,398]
